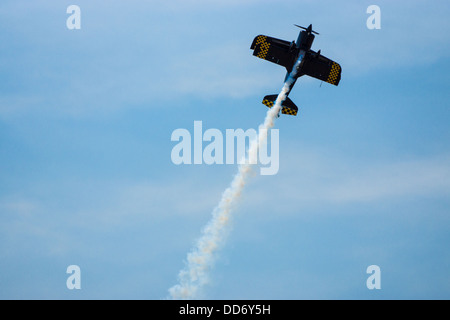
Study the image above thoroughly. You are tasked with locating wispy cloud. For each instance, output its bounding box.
[243,150,450,214]
[171,43,274,99]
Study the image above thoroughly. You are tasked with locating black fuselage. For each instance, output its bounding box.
[296,30,315,51]
[284,29,315,96]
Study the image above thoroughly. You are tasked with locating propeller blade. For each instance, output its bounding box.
[294,24,319,35]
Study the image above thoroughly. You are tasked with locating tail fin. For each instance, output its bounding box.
[262,94,298,116]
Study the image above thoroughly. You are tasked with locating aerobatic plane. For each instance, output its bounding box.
[250,24,342,116]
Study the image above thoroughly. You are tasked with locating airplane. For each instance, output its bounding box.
[250,24,342,116]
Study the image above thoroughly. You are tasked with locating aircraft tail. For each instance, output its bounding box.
[262,94,298,116]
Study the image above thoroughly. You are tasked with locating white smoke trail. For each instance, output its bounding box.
[169,74,297,300]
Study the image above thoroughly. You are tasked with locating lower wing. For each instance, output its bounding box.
[250,35,297,71]
[300,51,342,86]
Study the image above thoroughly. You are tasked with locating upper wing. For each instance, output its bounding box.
[300,51,342,86]
[250,35,296,71]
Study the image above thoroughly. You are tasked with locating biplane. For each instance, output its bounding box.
[250,24,342,116]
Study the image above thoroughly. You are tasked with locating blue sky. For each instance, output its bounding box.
[0,0,449,299]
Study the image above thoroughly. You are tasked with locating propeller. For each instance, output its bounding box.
[294,24,320,35]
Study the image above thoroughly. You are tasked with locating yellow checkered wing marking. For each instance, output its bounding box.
[254,35,271,60]
[255,35,266,45]
[326,62,341,85]
[282,107,298,116]
[262,98,274,108]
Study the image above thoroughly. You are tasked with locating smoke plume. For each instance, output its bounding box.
[169,77,295,300]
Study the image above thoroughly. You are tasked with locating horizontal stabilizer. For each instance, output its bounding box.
[262,94,298,116]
